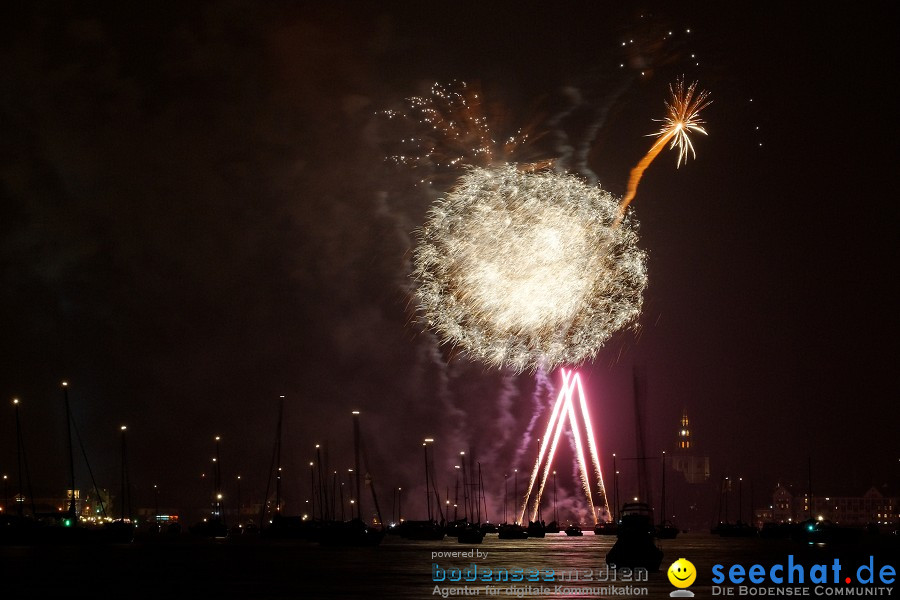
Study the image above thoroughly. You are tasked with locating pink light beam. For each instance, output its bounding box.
[519,369,609,526]
[522,370,576,524]
[574,373,611,520]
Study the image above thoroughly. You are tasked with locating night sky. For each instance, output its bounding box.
[1,2,897,523]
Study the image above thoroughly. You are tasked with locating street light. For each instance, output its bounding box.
[236,475,242,527]
[120,425,129,521]
[214,436,222,520]
[61,382,76,518]
[514,469,518,524]
[504,474,509,524]
[423,438,434,522]
[13,398,25,517]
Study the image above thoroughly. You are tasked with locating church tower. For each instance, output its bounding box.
[677,408,691,450]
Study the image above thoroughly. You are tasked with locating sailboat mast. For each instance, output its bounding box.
[478,462,487,524]
[429,442,445,523]
[660,451,666,525]
[460,452,468,521]
[423,438,434,521]
[121,425,128,520]
[13,399,24,517]
[316,445,325,520]
[750,479,755,527]
[504,474,508,524]
[454,471,459,521]
[807,457,813,520]
[275,396,284,513]
[62,382,76,517]
[553,470,558,523]
[612,454,618,522]
[632,369,652,510]
[353,411,361,521]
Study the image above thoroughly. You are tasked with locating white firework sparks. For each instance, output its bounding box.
[414,164,647,372]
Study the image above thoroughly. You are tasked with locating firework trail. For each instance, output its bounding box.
[487,371,521,458]
[419,335,467,466]
[572,373,610,519]
[573,83,629,185]
[547,87,580,176]
[572,79,633,185]
[563,393,596,523]
[512,366,553,467]
[520,370,571,524]
[520,370,605,525]
[615,79,711,225]
[530,375,579,525]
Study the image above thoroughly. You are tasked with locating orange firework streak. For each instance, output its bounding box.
[614,79,711,227]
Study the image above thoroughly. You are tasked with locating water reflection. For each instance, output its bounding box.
[3,531,896,599]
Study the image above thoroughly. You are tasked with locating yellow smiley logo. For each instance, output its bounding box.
[668,558,697,588]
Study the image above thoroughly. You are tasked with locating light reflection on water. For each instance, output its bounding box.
[3,531,896,599]
[374,532,759,599]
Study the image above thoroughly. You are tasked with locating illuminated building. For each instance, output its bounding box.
[770,483,898,527]
[66,489,83,515]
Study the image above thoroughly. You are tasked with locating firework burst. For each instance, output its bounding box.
[413,165,647,373]
[616,78,711,223]
[382,81,551,181]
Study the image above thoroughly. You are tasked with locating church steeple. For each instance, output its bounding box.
[677,408,691,450]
